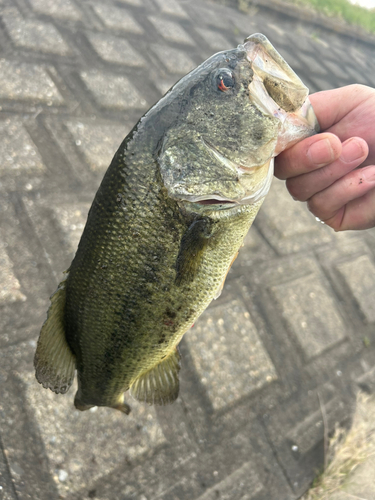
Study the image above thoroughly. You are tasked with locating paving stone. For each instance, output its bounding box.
[196,462,263,500]
[286,32,315,54]
[255,178,332,254]
[229,225,275,277]
[0,242,26,305]
[51,202,90,254]
[91,3,144,33]
[28,0,82,21]
[0,342,166,498]
[2,8,72,55]
[300,52,327,75]
[228,11,256,36]
[150,44,196,74]
[65,120,130,172]
[79,69,147,109]
[86,31,145,66]
[154,0,188,18]
[0,60,64,105]
[1,0,375,498]
[194,27,232,50]
[0,119,45,177]
[148,16,195,45]
[153,76,179,96]
[116,0,143,5]
[0,445,17,500]
[22,194,91,276]
[286,396,347,456]
[322,59,350,81]
[336,254,375,324]
[185,299,277,411]
[308,75,337,91]
[266,22,287,38]
[190,4,230,30]
[22,374,166,496]
[264,381,353,497]
[356,366,375,394]
[269,273,347,358]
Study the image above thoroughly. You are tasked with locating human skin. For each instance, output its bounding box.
[275,84,375,231]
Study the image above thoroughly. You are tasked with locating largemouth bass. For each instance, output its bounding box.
[34,34,318,413]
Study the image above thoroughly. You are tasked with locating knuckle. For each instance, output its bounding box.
[286,178,309,202]
[306,195,323,218]
[286,180,300,200]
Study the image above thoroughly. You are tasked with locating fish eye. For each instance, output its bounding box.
[215,69,235,92]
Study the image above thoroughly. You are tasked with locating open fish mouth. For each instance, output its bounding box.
[244,33,319,152]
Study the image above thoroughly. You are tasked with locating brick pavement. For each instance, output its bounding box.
[0,0,375,499]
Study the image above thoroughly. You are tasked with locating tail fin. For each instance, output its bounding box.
[34,277,76,394]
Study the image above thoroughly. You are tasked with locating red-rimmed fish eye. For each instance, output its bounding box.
[215,69,235,92]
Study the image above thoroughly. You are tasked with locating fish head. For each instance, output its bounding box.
[159,33,319,210]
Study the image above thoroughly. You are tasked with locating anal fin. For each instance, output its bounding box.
[130,349,181,405]
[34,277,76,394]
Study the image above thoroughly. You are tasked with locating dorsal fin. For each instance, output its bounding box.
[34,277,76,394]
[130,349,181,405]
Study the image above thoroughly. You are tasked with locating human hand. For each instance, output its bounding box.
[275,84,375,230]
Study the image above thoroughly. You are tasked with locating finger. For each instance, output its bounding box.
[309,85,374,131]
[275,133,342,180]
[286,137,369,201]
[326,187,375,231]
[307,165,375,223]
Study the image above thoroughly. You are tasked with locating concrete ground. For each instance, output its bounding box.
[0,0,375,499]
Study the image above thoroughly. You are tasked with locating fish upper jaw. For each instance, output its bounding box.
[242,33,320,154]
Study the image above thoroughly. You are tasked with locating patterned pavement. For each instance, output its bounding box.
[0,0,375,498]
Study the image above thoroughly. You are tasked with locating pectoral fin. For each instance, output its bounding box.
[175,217,214,285]
[34,278,76,394]
[129,349,181,405]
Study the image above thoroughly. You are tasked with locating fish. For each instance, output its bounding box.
[34,34,319,413]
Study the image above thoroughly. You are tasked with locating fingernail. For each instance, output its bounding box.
[340,138,364,163]
[362,166,375,182]
[307,139,334,167]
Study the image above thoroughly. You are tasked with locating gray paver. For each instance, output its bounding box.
[116,0,143,5]
[1,0,375,498]
[2,8,72,55]
[150,44,196,74]
[194,27,232,50]
[256,178,332,253]
[196,463,263,500]
[65,120,131,172]
[336,255,375,324]
[0,444,17,500]
[270,273,347,358]
[148,16,195,45]
[28,0,82,21]
[186,299,277,411]
[0,60,64,104]
[91,3,144,33]
[0,243,26,305]
[0,119,45,176]
[154,0,189,18]
[79,69,147,109]
[86,31,146,66]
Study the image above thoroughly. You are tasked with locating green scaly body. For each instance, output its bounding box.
[65,124,261,407]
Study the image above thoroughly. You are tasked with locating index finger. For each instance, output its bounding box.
[309,85,374,131]
[275,133,342,180]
